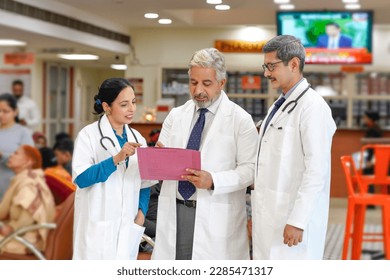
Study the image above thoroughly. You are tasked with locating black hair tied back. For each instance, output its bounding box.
[93,93,104,115]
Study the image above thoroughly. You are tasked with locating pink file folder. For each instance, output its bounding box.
[137,147,201,180]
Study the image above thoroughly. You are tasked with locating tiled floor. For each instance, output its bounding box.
[326,197,384,260]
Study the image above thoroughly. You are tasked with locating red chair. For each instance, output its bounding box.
[44,169,76,205]
[357,144,390,194]
[340,155,390,259]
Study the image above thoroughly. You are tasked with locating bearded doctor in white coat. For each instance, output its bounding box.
[152,48,258,260]
[72,78,154,260]
[252,35,336,260]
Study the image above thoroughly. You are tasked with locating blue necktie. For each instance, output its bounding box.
[263,97,285,135]
[178,108,208,200]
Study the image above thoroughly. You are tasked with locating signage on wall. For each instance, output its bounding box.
[214,40,267,53]
[4,53,35,65]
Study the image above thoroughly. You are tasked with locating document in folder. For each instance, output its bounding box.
[137,147,201,180]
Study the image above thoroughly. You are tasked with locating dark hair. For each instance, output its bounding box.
[12,79,24,87]
[0,93,19,122]
[55,132,71,142]
[53,138,74,155]
[263,35,306,73]
[93,78,134,115]
[0,93,18,110]
[364,110,380,122]
[326,22,340,29]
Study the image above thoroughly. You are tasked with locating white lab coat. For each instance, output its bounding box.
[252,79,336,259]
[72,115,151,260]
[152,92,258,260]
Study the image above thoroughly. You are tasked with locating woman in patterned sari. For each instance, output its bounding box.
[0,145,55,254]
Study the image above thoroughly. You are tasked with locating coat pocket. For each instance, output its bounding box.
[84,218,120,259]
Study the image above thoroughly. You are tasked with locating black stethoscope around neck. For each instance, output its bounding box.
[98,115,139,151]
[280,85,311,114]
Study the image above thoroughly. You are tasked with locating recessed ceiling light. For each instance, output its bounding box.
[274,0,290,3]
[144,13,159,19]
[57,54,99,60]
[0,39,26,46]
[215,4,230,10]
[279,4,295,10]
[342,0,359,3]
[158,19,172,25]
[110,64,127,70]
[206,0,222,4]
[345,3,361,9]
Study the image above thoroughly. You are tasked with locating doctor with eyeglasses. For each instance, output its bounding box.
[251,35,336,260]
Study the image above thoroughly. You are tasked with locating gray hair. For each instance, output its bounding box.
[263,35,306,73]
[188,48,227,82]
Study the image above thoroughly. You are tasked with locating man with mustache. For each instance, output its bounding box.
[152,48,258,260]
[252,35,336,259]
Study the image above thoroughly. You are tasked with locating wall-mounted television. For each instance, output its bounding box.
[276,10,373,64]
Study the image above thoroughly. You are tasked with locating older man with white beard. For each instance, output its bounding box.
[152,48,258,260]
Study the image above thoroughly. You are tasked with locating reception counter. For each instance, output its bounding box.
[131,123,389,198]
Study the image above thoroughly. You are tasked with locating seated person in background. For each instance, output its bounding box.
[362,110,383,198]
[52,138,73,176]
[32,132,56,169]
[317,22,353,49]
[0,145,56,254]
[55,132,71,144]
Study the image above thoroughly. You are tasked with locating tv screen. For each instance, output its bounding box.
[276,11,373,64]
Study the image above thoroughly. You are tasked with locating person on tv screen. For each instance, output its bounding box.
[317,22,353,49]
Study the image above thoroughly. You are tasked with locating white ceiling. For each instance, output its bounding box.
[1,0,389,68]
[55,0,390,27]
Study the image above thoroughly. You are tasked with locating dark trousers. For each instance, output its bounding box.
[175,203,196,260]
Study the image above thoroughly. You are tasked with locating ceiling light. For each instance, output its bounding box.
[240,26,266,42]
[215,4,230,10]
[144,13,159,19]
[345,3,361,9]
[342,0,359,3]
[158,19,172,25]
[0,39,26,46]
[279,4,295,10]
[57,54,99,60]
[274,0,290,3]
[110,64,127,70]
[206,0,222,4]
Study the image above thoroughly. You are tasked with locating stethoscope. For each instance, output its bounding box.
[98,115,139,151]
[280,85,311,114]
[256,84,311,172]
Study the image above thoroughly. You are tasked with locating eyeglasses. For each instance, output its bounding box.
[262,60,284,72]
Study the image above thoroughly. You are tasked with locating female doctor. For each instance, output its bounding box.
[72,78,152,259]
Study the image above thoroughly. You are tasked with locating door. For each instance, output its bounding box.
[44,63,73,146]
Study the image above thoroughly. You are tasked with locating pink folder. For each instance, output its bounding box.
[137,147,201,180]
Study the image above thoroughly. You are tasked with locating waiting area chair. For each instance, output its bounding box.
[0,192,75,260]
[340,155,390,260]
[44,169,76,205]
[357,144,390,194]
[137,234,155,260]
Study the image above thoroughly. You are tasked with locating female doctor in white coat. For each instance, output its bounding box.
[72,78,153,259]
[252,35,336,259]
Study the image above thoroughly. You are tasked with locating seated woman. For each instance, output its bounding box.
[0,145,56,254]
